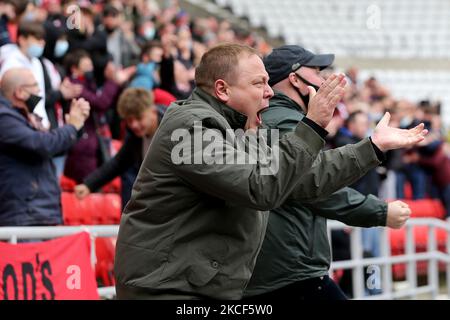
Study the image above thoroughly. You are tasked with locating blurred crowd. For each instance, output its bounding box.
[324,66,449,215]
[0,0,271,197]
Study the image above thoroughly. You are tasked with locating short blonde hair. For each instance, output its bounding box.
[195,43,258,92]
[117,88,154,119]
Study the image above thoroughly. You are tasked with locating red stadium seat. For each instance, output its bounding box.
[62,192,122,225]
[60,140,123,194]
[60,175,76,192]
[101,177,121,194]
[390,226,448,279]
[103,194,122,224]
[403,182,413,200]
[406,199,445,219]
[95,237,117,287]
[153,88,176,107]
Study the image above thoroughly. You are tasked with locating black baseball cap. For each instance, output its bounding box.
[264,45,335,86]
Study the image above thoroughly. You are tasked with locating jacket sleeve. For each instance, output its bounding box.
[0,113,78,159]
[170,119,326,211]
[302,187,388,227]
[288,138,381,203]
[80,80,121,112]
[83,135,137,191]
[263,108,382,203]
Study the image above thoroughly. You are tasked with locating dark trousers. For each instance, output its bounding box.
[246,275,347,301]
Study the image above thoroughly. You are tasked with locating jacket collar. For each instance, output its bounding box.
[270,90,306,115]
[191,87,248,130]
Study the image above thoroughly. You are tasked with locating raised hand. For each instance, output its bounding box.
[305,73,347,128]
[371,112,428,152]
[60,78,83,100]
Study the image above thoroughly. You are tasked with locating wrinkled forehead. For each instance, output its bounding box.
[236,53,269,81]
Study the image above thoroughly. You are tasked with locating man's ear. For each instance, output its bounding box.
[288,72,301,89]
[17,35,26,49]
[214,79,230,103]
[14,87,25,101]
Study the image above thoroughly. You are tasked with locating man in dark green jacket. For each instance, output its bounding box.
[245,45,413,300]
[114,44,427,300]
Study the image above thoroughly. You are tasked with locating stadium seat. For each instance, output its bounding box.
[400,199,446,219]
[62,192,122,225]
[95,237,117,287]
[103,193,122,225]
[60,175,76,192]
[390,226,448,279]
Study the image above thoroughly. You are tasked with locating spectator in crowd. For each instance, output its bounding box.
[0,0,16,46]
[63,49,129,183]
[129,41,163,90]
[135,19,157,47]
[335,110,383,296]
[113,43,427,299]
[0,67,90,226]
[42,0,67,64]
[0,0,29,46]
[159,33,195,100]
[244,45,420,300]
[1,21,56,129]
[101,3,140,68]
[0,21,83,177]
[66,3,109,86]
[74,87,165,206]
[395,100,428,199]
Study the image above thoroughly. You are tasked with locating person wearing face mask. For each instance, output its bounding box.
[136,20,157,47]
[0,21,83,178]
[0,21,49,128]
[63,49,124,183]
[0,67,90,226]
[243,45,427,300]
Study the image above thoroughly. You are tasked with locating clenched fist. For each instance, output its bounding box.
[386,200,411,229]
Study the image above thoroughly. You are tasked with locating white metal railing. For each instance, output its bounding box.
[0,225,120,300]
[3,219,449,300]
[328,218,450,300]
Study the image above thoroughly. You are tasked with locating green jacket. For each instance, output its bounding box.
[244,91,388,297]
[114,88,382,299]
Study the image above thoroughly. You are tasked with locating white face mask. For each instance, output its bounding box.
[400,116,413,128]
[54,40,69,58]
[27,43,44,58]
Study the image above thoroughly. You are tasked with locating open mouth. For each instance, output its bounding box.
[256,106,269,125]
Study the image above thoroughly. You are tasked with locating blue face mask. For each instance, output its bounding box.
[143,28,156,40]
[27,44,44,58]
[54,40,69,58]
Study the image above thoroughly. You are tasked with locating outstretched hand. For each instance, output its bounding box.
[371,112,428,152]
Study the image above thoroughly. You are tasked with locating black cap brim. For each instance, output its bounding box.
[303,54,335,70]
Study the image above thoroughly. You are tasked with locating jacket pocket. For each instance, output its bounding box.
[187,260,220,287]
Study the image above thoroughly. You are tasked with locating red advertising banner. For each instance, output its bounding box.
[0,232,99,300]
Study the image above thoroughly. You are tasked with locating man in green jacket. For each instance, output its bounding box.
[114,43,427,299]
[245,45,411,300]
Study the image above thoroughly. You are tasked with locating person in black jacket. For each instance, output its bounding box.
[74,87,165,206]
